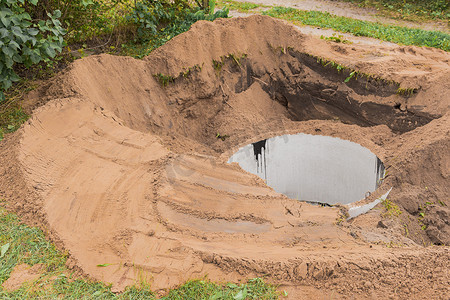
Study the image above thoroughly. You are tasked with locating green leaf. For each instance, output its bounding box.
[43,45,56,58]
[12,54,23,63]
[345,71,356,83]
[0,28,8,38]
[29,49,41,64]
[3,45,15,57]
[7,125,14,130]
[0,243,10,258]
[27,27,39,36]
[81,0,94,7]
[4,55,13,68]
[52,10,62,19]
[29,0,38,5]
[9,40,20,50]
[3,78,12,89]
[0,17,10,27]
[96,263,112,267]
[209,291,224,300]
[233,287,247,300]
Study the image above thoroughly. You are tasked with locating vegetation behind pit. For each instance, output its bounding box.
[263,6,450,51]
[337,0,449,22]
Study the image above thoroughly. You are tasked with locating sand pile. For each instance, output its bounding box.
[0,15,449,298]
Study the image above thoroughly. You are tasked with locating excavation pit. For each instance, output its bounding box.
[0,14,449,298]
[228,134,385,206]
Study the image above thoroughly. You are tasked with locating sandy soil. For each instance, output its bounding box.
[0,16,449,299]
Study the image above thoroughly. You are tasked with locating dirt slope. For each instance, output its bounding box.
[0,16,449,298]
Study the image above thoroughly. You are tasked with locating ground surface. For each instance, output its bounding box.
[230,0,449,33]
[0,12,449,300]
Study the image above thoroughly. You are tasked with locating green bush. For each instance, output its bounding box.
[127,0,228,42]
[0,0,65,101]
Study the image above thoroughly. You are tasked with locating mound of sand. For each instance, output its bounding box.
[1,16,449,298]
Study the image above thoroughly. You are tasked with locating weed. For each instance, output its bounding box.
[212,53,247,75]
[213,58,225,75]
[216,132,230,141]
[320,34,352,44]
[268,43,289,55]
[153,73,175,87]
[181,64,202,78]
[308,53,404,88]
[227,53,247,67]
[335,216,345,226]
[153,64,203,87]
[403,223,409,237]
[396,87,417,97]
[345,71,357,83]
[417,201,434,230]
[381,198,402,218]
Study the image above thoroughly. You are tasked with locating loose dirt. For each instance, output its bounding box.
[0,16,449,299]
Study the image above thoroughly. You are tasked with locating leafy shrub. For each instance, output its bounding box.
[127,0,228,42]
[0,0,65,101]
[23,0,129,42]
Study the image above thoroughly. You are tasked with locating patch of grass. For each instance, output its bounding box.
[164,278,280,299]
[0,207,66,287]
[340,0,450,23]
[213,58,225,75]
[381,198,402,218]
[0,206,279,298]
[396,87,417,96]
[216,0,265,13]
[181,64,203,78]
[153,73,176,87]
[0,81,34,141]
[212,52,247,76]
[0,106,28,141]
[320,34,352,44]
[263,6,450,51]
[153,64,203,87]
[308,53,412,90]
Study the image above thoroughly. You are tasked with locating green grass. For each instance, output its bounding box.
[0,106,28,141]
[0,206,280,299]
[339,0,450,23]
[216,0,265,13]
[381,198,402,218]
[263,6,450,51]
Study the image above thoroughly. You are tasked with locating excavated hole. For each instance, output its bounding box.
[228,133,385,206]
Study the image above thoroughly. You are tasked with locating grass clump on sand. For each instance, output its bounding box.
[0,207,280,299]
